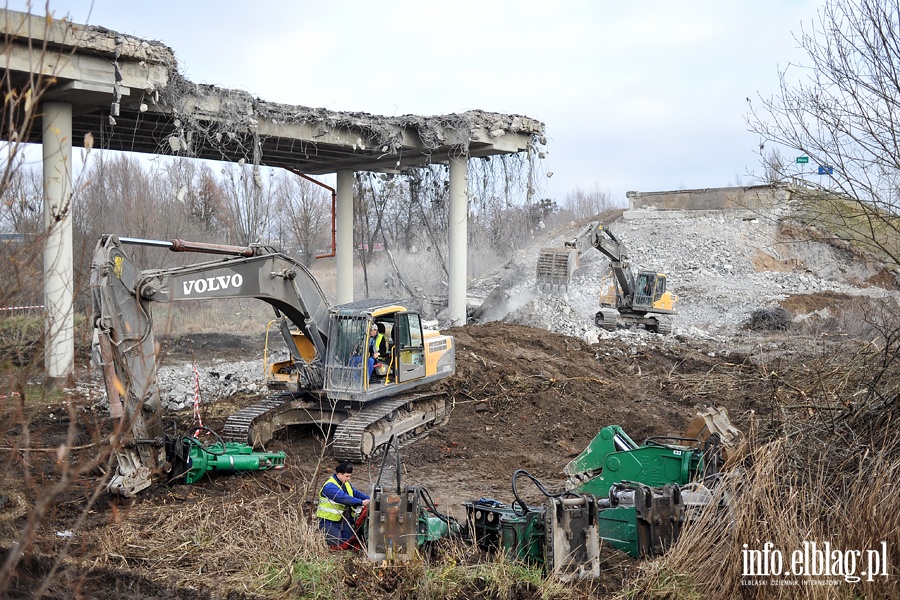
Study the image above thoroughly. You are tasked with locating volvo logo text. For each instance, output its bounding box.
[182,274,243,295]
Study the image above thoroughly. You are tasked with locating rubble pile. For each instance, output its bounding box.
[483,208,900,344]
[156,359,265,411]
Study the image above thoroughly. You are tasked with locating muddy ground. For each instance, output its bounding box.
[1,322,775,598]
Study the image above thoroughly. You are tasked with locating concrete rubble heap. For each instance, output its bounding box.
[474,194,899,347]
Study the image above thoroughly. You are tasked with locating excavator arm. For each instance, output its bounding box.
[578,225,635,302]
[91,234,327,495]
[91,237,168,495]
[537,222,677,333]
[536,221,635,299]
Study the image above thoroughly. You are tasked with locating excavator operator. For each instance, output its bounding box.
[367,323,388,380]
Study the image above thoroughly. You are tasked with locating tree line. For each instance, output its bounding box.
[0,151,617,310]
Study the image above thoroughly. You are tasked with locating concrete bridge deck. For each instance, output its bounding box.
[2,9,544,172]
[1,8,545,380]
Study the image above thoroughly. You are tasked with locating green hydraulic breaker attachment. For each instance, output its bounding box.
[464,498,547,565]
[501,507,547,564]
[366,436,462,562]
[564,425,705,498]
[464,492,602,578]
[164,427,286,486]
[183,441,285,484]
[596,482,684,558]
[367,486,461,562]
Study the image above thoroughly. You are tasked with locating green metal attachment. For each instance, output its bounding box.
[185,441,285,484]
[500,509,546,564]
[596,483,684,558]
[419,514,454,544]
[465,499,546,565]
[367,485,461,562]
[565,425,704,498]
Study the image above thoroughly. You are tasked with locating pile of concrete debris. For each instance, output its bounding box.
[155,359,265,412]
[470,206,900,344]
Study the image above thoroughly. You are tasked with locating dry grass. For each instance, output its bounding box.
[88,471,589,600]
[621,318,900,599]
[792,193,900,267]
[92,471,329,597]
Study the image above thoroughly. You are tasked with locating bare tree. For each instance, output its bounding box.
[563,184,617,219]
[0,164,43,308]
[406,166,450,278]
[274,170,330,265]
[220,162,273,245]
[0,163,42,234]
[75,154,166,268]
[164,158,229,236]
[748,0,900,266]
[761,148,791,184]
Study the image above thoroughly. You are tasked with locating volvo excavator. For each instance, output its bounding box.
[536,221,677,334]
[91,234,455,497]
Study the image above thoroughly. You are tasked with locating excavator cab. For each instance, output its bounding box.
[631,271,675,312]
[319,300,453,402]
[632,271,663,310]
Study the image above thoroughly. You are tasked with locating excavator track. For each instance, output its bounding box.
[331,393,448,463]
[221,392,294,444]
[595,308,619,331]
[654,318,673,335]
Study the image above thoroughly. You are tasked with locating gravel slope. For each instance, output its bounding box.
[471,206,900,345]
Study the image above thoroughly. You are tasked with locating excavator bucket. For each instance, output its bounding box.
[683,406,745,463]
[536,248,577,291]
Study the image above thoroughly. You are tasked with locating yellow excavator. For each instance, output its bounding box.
[536,222,677,334]
[91,234,455,496]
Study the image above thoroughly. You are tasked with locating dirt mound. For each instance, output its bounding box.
[779,290,859,314]
[2,321,768,598]
[399,322,762,508]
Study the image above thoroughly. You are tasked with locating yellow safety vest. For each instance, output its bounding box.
[371,333,384,357]
[316,475,355,522]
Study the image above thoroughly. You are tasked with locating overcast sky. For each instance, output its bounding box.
[10,0,822,204]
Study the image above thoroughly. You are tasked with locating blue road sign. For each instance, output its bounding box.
[817,165,834,175]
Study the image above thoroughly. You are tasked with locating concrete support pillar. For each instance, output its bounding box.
[42,101,74,383]
[448,154,469,326]
[335,169,354,304]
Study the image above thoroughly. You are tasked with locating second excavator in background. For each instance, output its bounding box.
[536,221,678,334]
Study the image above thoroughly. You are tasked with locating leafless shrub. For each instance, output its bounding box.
[744,307,793,331]
[792,297,889,340]
[563,184,621,220]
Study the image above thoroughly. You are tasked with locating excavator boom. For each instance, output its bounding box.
[91,234,455,495]
[91,235,298,496]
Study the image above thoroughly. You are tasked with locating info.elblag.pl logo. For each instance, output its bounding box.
[741,541,890,586]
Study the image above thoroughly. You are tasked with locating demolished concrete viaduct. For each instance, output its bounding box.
[0,8,546,381]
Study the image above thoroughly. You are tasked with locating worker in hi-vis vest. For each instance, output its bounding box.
[316,461,370,546]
